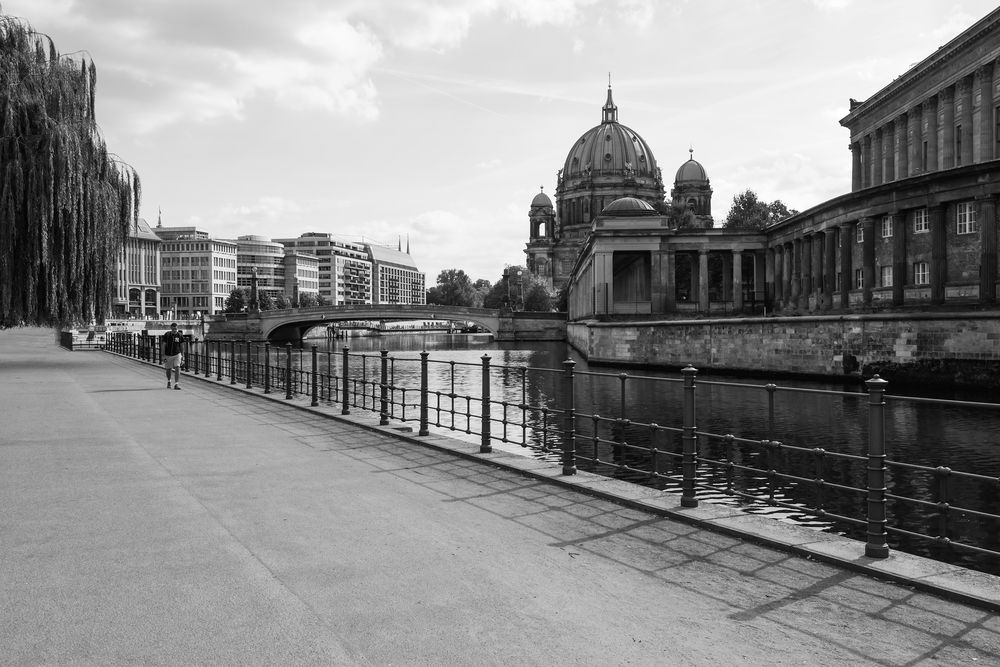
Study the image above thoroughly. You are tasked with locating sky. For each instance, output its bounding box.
[5,0,998,285]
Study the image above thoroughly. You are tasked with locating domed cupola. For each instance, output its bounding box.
[602,196,658,216]
[528,186,555,242]
[554,85,665,233]
[671,148,714,227]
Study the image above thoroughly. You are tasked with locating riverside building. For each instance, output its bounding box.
[155,226,237,318]
[113,218,162,318]
[275,233,373,305]
[547,7,1000,320]
[368,241,427,305]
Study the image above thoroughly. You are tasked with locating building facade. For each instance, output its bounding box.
[113,218,161,317]
[561,7,1000,320]
[283,250,320,302]
[276,233,373,305]
[155,226,237,317]
[368,243,426,305]
[236,235,286,297]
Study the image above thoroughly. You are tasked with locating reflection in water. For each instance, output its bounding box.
[298,332,1000,574]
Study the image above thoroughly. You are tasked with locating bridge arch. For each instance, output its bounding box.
[255,304,502,343]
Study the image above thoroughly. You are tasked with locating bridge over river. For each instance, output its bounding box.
[204,304,567,343]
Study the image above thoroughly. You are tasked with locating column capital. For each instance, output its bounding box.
[976,62,993,80]
[925,94,938,107]
[941,85,955,102]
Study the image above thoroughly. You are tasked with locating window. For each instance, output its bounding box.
[881,215,892,238]
[856,225,864,243]
[957,202,977,234]
[913,208,929,233]
[880,265,893,288]
[914,262,929,285]
[855,268,864,290]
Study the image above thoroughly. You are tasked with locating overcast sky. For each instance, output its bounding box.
[5,0,997,284]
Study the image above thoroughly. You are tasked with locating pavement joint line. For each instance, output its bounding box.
[109,350,1000,614]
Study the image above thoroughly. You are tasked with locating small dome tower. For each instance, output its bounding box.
[671,148,714,228]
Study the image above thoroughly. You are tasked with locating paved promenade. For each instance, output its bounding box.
[2,327,1000,665]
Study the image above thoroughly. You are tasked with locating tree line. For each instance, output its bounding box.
[223,288,330,313]
[426,266,559,311]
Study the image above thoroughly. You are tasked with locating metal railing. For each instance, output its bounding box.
[104,332,1000,572]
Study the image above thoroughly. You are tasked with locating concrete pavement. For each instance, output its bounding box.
[2,327,1000,665]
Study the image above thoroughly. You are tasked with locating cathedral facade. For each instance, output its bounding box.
[533,6,1000,321]
[525,87,711,292]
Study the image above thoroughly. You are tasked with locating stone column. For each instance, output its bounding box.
[732,250,743,311]
[873,129,884,185]
[791,238,803,305]
[959,76,974,166]
[783,242,794,307]
[977,64,995,162]
[823,229,836,310]
[774,245,784,305]
[765,246,776,306]
[862,135,872,188]
[942,86,956,169]
[908,104,922,176]
[664,249,677,312]
[892,212,906,306]
[925,95,938,172]
[840,223,853,309]
[851,142,862,191]
[929,204,947,304]
[721,252,733,302]
[884,121,895,182]
[800,235,812,310]
[698,250,709,312]
[978,194,997,304]
[896,113,909,179]
[810,233,822,310]
[861,217,875,306]
[754,251,766,307]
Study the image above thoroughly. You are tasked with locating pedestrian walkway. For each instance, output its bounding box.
[2,327,999,665]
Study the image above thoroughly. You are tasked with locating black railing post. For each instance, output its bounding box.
[419,351,429,436]
[311,346,319,407]
[865,375,890,558]
[681,364,699,508]
[480,354,492,453]
[341,347,350,415]
[216,340,223,381]
[285,342,293,399]
[182,338,189,373]
[379,350,390,425]
[561,359,576,474]
[246,340,253,390]
[230,340,237,385]
[263,342,271,394]
[204,340,211,378]
[765,383,777,440]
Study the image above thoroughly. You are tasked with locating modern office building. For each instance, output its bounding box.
[155,226,237,317]
[368,242,426,305]
[275,233,373,305]
[283,250,320,302]
[235,235,286,297]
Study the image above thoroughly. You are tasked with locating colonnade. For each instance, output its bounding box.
[851,62,997,191]
[768,194,999,312]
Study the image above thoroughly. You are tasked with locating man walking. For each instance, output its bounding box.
[162,323,184,390]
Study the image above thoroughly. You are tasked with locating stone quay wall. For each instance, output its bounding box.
[568,312,1000,387]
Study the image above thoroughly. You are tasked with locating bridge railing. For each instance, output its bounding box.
[105,332,1000,575]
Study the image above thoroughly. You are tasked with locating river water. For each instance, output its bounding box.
[283,331,1000,574]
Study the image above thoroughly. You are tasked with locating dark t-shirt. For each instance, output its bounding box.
[163,331,184,356]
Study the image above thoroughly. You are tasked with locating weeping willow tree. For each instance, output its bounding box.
[0,10,140,328]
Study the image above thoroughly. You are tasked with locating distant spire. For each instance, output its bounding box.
[539,185,544,193]
[689,145,694,160]
[602,75,617,123]
[397,235,401,252]
[406,234,410,254]
[157,207,162,228]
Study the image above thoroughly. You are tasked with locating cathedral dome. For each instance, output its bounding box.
[675,154,709,183]
[602,197,657,216]
[562,87,658,181]
[531,188,553,208]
